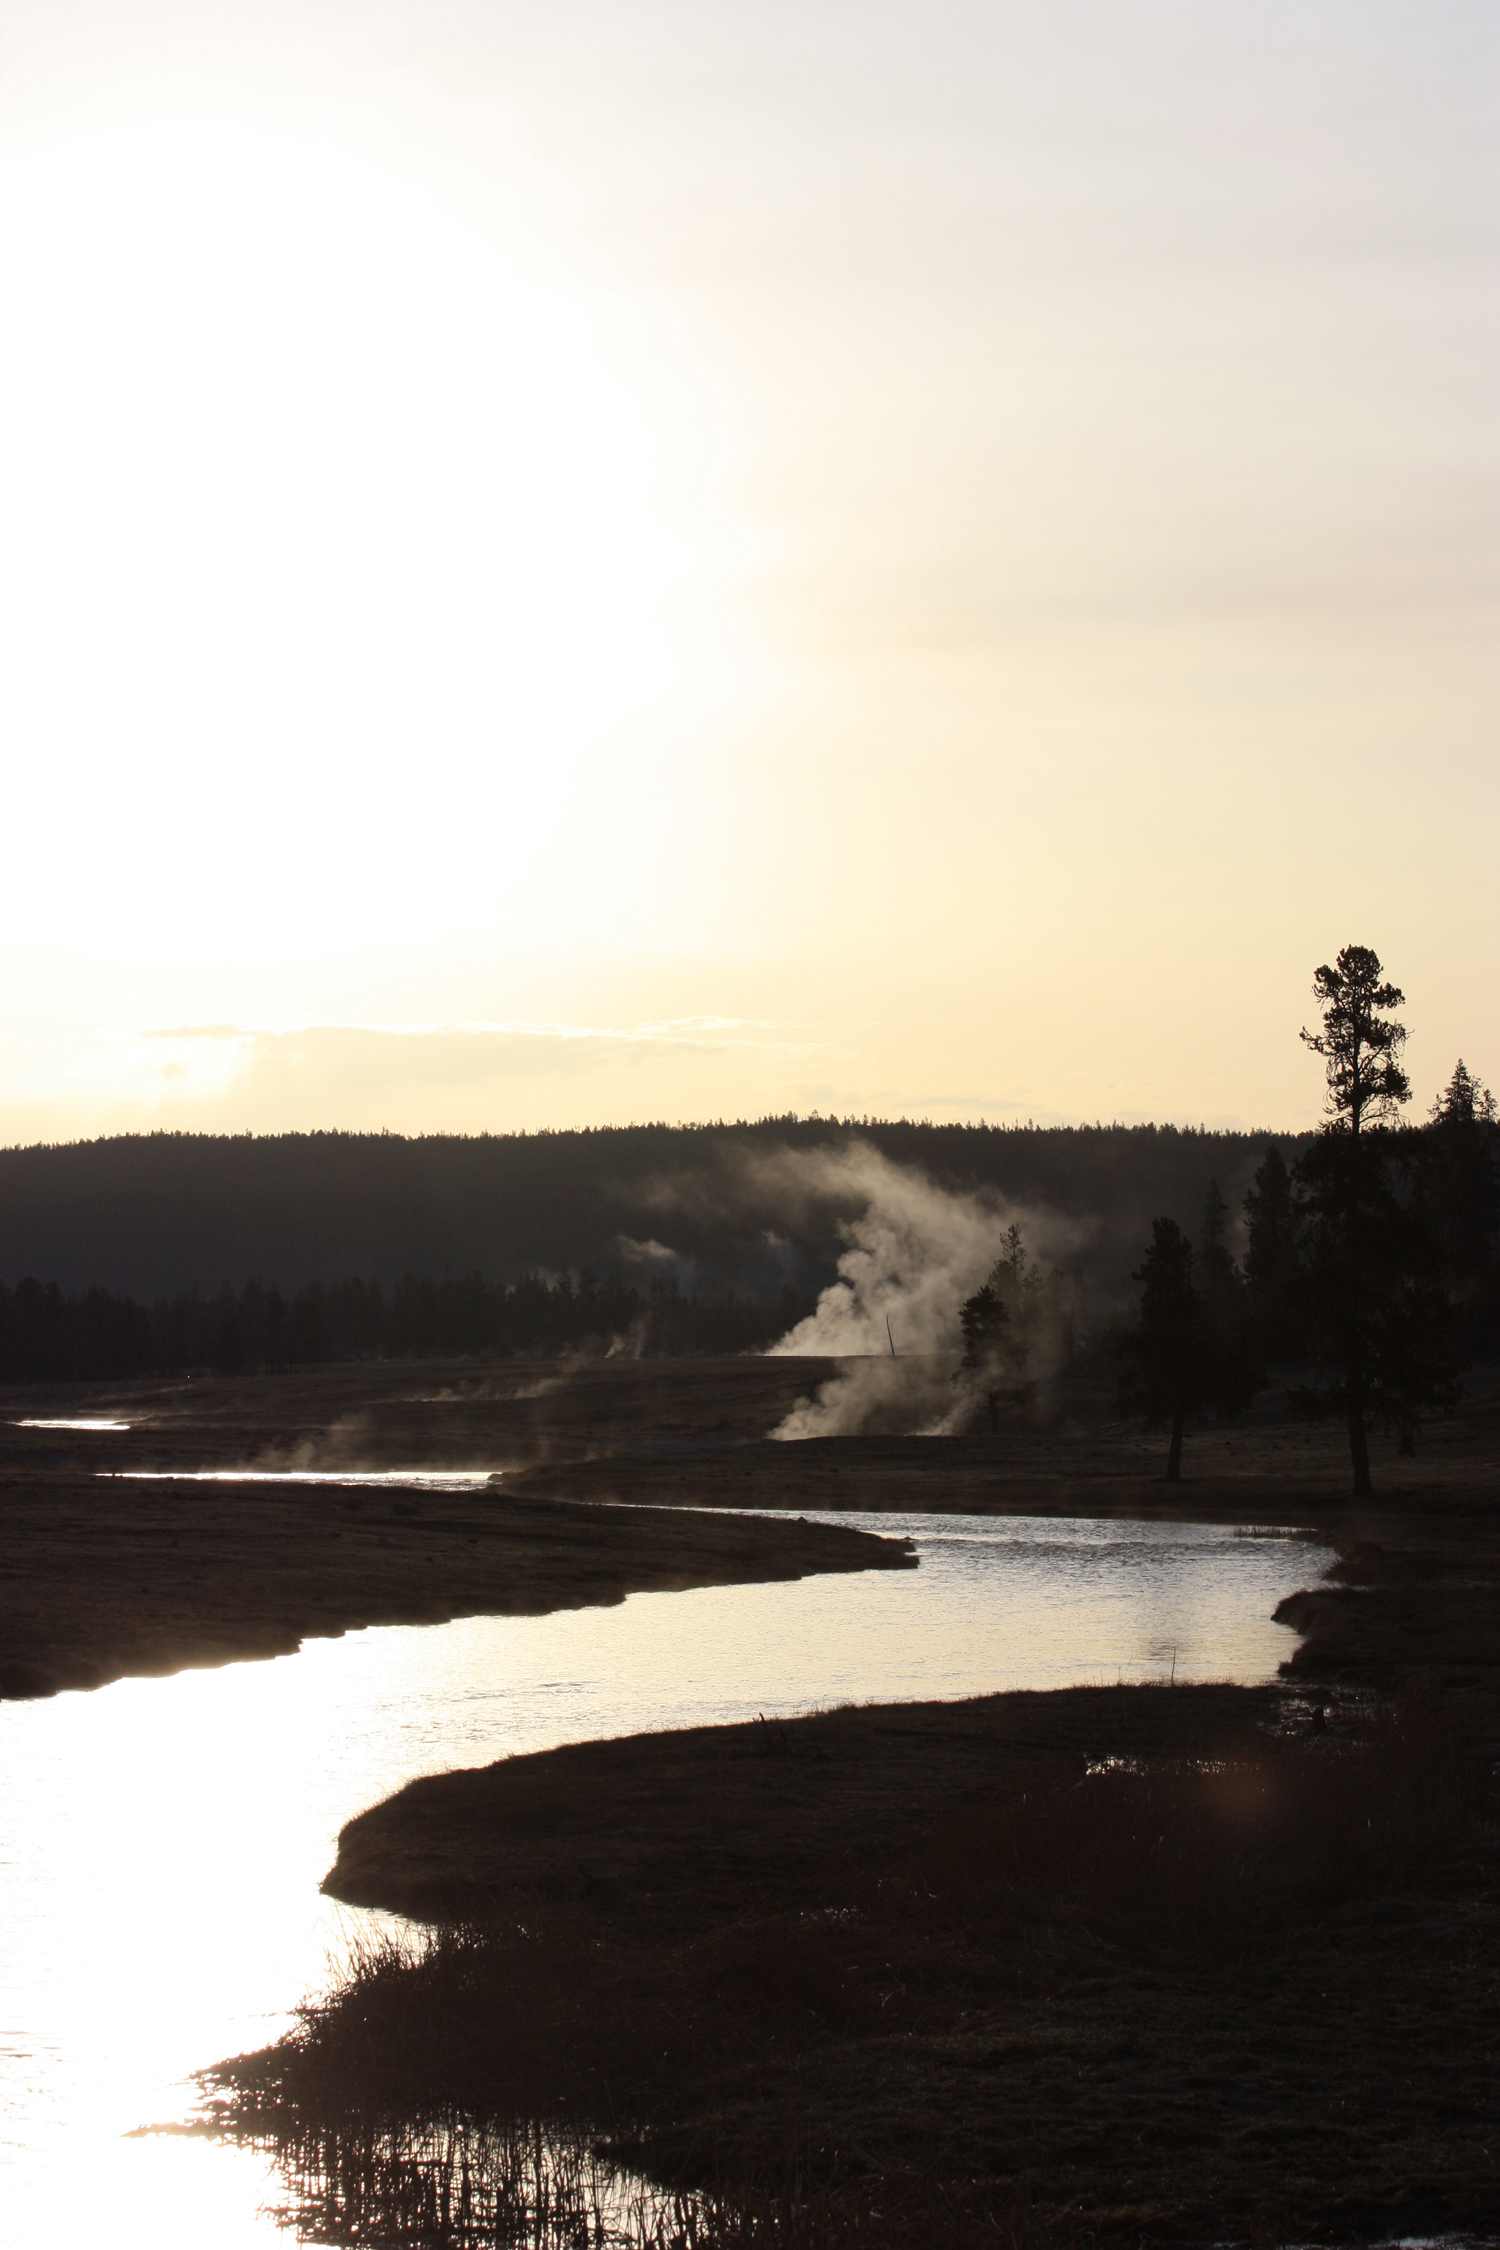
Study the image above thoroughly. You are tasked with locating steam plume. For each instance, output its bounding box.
[758,1142,1084,1438]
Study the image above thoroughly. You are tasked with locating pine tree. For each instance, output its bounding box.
[1298,944,1410,1136]
[957,1223,1071,1435]
[1292,946,1456,1494]
[1117,1200,1260,1483]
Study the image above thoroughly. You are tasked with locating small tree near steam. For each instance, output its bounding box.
[958,1224,1074,1435]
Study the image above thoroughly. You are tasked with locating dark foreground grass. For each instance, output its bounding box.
[204,1687,1499,2248]
[217,2108,1062,2248]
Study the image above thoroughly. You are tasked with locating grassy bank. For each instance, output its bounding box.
[0,1361,911,1696]
[0,1479,909,1697]
[206,1677,1497,2245]
[204,1370,1500,2247]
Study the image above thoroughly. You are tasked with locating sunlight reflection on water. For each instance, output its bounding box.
[14,1417,132,1431]
[0,1511,1331,2248]
[107,1468,497,1485]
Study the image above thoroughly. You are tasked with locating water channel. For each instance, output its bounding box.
[0,1504,1333,2247]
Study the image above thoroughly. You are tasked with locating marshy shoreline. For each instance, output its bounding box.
[0,1358,920,1698]
[0,1348,1451,1703]
[227,1369,1499,2245]
[4,1356,1497,2242]
[212,1672,1497,2248]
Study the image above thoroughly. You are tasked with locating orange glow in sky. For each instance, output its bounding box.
[0,1,1493,1140]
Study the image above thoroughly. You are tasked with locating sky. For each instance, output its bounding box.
[0,0,1494,1144]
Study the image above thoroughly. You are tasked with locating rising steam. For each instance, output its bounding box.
[757,1142,1085,1439]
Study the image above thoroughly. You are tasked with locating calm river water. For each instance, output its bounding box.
[0,1506,1331,2248]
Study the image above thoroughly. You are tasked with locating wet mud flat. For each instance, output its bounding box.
[0,1354,845,1482]
[5,1357,961,1699]
[504,1356,1500,1535]
[7,1347,1492,1521]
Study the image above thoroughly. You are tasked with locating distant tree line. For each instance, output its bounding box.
[0,1269,819,1383]
[1103,947,1497,1493]
[0,1114,1300,1309]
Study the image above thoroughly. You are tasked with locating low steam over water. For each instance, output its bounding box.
[0,1511,1331,2247]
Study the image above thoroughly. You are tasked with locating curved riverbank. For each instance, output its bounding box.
[0,1476,911,1699]
[205,1375,1500,2247]
[218,1672,1497,2248]
[323,1675,1299,1918]
[7,1353,1494,1715]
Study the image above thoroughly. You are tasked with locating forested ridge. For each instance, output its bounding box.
[0,1116,1295,1301]
[0,1116,1301,1383]
[2,1071,1493,1397]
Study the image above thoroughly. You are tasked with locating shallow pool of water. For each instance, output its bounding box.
[0,1510,1330,2248]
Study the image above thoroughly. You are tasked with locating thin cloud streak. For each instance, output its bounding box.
[129,1016,795,1048]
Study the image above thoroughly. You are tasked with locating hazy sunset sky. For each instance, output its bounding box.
[1,0,1494,1142]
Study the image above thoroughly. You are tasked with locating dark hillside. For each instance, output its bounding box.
[0,1119,1303,1306]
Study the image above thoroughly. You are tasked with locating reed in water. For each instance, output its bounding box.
[227,2107,1056,2248]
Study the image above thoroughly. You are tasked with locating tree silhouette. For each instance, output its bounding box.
[1299,944,1410,1136]
[1117,1199,1259,1482]
[1117,1219,1201,1482]
[958,1224,1041,1435]
[1291,945,1456,1495]
[1291,1135,1455,1489]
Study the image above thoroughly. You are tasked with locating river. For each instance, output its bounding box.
[0,1504,1331,2248]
